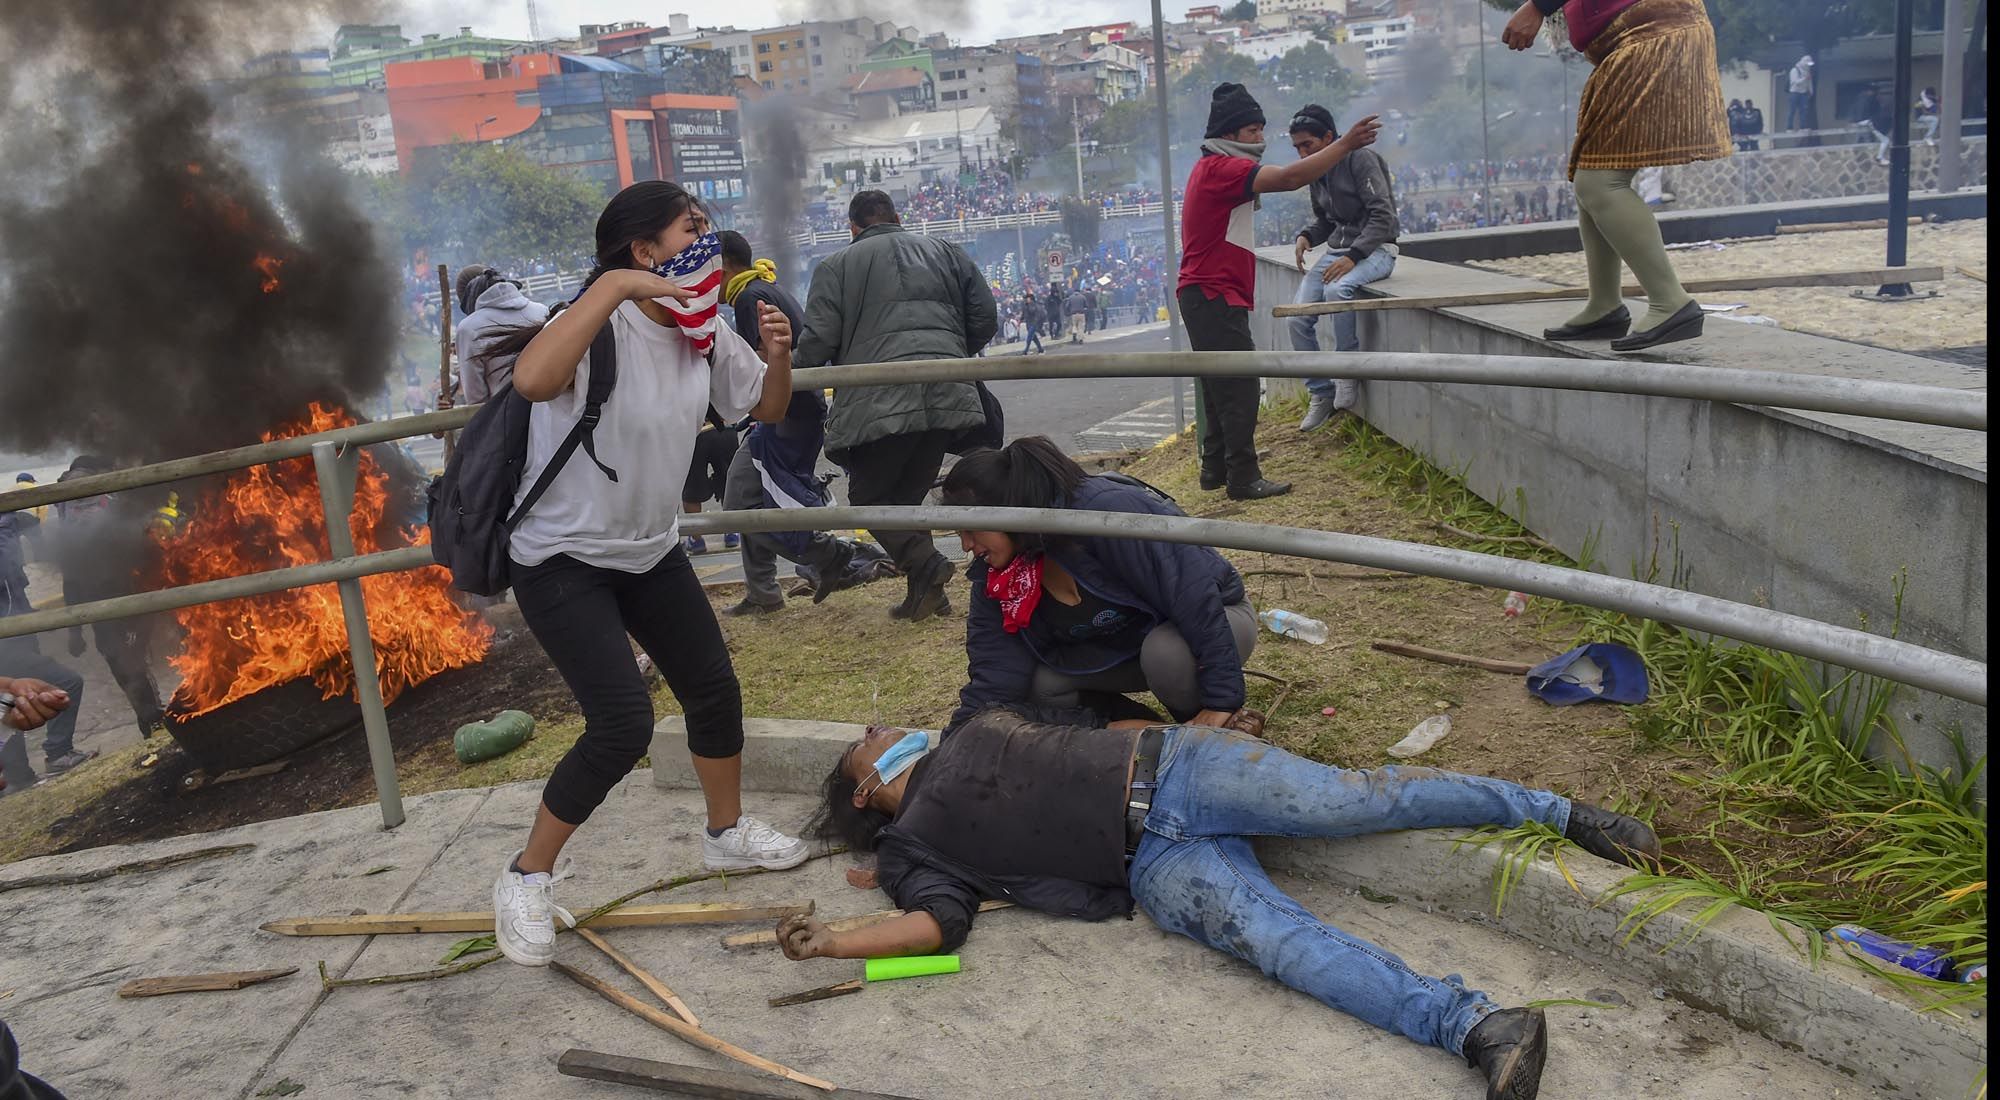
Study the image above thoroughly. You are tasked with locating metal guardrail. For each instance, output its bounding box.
[0,353,1985,828]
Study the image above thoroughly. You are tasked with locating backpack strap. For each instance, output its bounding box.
[505,321,621,528]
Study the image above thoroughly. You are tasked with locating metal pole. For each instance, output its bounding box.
[1073,97,1087,196]
[1938,0,1967,193]
[1880,0,1916,297]
[1477,17,1495,227]
[1150,0,1188,434]
[310,440,406,830]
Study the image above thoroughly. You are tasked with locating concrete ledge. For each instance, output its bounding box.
[651,716,872,795]
[694,718,1986,1100]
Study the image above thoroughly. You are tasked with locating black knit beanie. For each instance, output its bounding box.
[1205,82,1265,139]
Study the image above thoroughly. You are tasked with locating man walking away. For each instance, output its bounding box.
[715,229,890,616]
[1742,99,1764,150]
[54,460,165,738]
[1065,289,1088,344]
[1019,292,1046,355]
[797,191,997,622]
[1179,83,1380,500]
[1287,104,1399,432]
[1047,279,1065,339]
[0,497,88,775]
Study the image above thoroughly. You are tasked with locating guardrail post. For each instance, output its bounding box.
[310,440,406,829]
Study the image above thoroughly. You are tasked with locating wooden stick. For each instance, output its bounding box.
[1270,267,1946,317]
[180,760,287,792]
[1371,640,1534,676]
[575,926,700,1028]
[551,962,837,1093]
[0,843,253,895]
[557,1050,923,1100]
[1775,216,1924,235]
[263,899,811,937]
[1432,521,1559,551]
[721,901,1012,952]
[769,979,864,1008]
[117,968,297,998]
[437,263,455,461]
[1958,265,1987,284]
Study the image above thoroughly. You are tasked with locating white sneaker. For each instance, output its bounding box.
[1331,379,1360,410]
[702,815,809,871]
[492,850,575,966]
[1298,394,1339,433]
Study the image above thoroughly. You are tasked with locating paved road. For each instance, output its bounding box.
[983,322,1188,452]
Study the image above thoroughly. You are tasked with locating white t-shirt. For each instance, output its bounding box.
[509,300,767,573]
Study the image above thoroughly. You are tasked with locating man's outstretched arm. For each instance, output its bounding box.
[778,910,943,960]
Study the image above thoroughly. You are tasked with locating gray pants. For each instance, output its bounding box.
[721,447,849,607]
[0,639,86,763]
[1029,599,1257,721]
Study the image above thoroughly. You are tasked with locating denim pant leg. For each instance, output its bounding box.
[1144,726,1571,840]
[1130,833,1496,1053]
[1290,250,1337,397]
[2,646,85,761]
[1329,251,1398,354]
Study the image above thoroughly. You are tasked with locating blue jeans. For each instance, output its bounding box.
[1127,726,1571,1055]
[1289,248,1397,398]
[1021,326,1044,354]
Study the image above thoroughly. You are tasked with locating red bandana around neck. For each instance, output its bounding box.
[985,553,1044,633]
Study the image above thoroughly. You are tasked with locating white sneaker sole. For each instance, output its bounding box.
[493,932,554,967]
[702,847,811,872]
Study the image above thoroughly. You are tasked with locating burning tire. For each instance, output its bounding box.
[164,678,363,775]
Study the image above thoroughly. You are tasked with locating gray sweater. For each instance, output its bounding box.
[1296,147,1400,262]
[456,281,550,403]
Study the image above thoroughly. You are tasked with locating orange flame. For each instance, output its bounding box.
[158,403,491,716]
[253,253,284,294]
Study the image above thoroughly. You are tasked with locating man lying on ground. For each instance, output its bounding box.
[779,707,1661,1100]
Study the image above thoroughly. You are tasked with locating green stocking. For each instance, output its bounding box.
[1571,168,1692,331]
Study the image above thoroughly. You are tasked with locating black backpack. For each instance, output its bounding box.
[427,322,620,595]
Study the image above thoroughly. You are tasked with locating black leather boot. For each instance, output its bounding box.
[1564,802,1662,869]
[1463,1007,1548,1100]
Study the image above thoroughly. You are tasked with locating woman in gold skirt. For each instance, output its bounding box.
[1502,0,1731,351]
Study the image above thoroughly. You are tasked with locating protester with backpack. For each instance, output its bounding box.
[446,180,807,968]
[939,437,1261,737]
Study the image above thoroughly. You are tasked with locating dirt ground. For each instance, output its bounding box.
[1475,217,1988,353]
[0,400,1787,875]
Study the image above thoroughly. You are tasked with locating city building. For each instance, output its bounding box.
[383,52,747,214]
[1339,12,1414,69]
[329,27,527,89]
[804,105,1002,186]
[1231,28,1314,64]
[844,66,936,119]
[934,45,1021,115]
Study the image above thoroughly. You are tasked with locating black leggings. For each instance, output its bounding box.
[513,548,743,825]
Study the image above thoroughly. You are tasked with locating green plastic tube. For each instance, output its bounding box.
[454,710,535,764]
[864,955,960,982]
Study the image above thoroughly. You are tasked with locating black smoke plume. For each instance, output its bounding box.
[0,0,397,464]
[745,98,808,284]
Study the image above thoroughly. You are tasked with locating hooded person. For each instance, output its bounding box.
[1177,84,1381,501]
[454,265,551,403]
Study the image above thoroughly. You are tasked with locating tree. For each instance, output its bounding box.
[1226,0,1258,21]
[380,143,603,268]
[1059,197,1102,254]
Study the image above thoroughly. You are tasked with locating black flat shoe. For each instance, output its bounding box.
[1611,300,1704,352]
[1464,1008,1548,1100]
[1227,478,1293,501]
[1542,306,1631,341]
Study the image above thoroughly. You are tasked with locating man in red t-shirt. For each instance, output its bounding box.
[1178,83,1380,500]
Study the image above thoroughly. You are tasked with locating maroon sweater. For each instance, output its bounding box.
[1533,0,1641,50]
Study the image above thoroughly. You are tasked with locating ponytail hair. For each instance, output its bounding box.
[475,180,702,371]
[1287,103,1337,140]
[940,435,1088,554]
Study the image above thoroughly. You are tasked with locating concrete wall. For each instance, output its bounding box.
[1668,137,1988,209]
[1254,254,1987,781]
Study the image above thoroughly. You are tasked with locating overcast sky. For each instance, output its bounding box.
[397,0,1168,49]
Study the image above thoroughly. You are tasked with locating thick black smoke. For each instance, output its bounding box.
[745,98,808,283]
[0,0,397,463]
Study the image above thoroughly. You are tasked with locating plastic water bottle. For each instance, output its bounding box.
[1503,591,1529,618]
[1258,608,1329,645]
[1825,924,1957,980]
[1388,714,1451,759]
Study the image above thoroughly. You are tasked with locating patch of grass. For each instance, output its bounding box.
[0,741,156,864]
[1451,820,1581,917]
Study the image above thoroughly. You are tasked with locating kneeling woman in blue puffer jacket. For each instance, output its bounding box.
[942,436,1257,735]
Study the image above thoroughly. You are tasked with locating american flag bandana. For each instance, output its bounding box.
[652,232,724,355]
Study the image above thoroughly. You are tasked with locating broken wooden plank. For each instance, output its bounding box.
[574,926,699,1028]
[720,900,1013,952]
[262,899,811,937]
[551,963,836,1092]
[181,760,288,792]
[1958,265,1987,284]
[769,979,864,1008]
[1270,267,1946,317]
[118,968,297,998]
[557,1050,924,1100]
[0,843,254,895]
[1371,641,1534,676]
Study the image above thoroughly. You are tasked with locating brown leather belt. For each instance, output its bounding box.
[1124,726,1167,857]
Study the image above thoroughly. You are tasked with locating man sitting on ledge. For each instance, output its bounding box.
[779,708,1660,1100]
